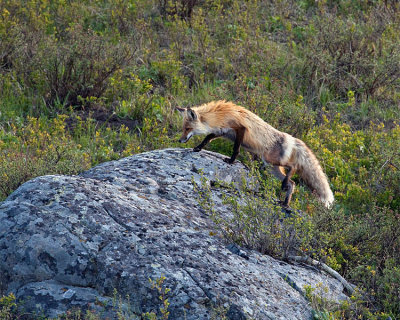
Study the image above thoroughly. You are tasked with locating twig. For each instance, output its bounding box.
[288,255,356,295]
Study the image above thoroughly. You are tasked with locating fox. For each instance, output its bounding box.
[176,100,334,208]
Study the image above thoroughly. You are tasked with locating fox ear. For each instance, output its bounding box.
[187,107,197,121]
[175,106,186,114]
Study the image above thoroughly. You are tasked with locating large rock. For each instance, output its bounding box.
[0,148,347,319]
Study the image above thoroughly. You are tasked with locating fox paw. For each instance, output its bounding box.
[193,146,202,152]
[277,200,290,209]
[223,158,234,164]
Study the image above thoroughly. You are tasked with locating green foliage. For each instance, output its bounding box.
[305,113,400,211]
[0,293,17,320]
[305,283,394,320]
[0,114,150,201]
[0,115,91,201]
[42,25,135,109]
[192,169,216,215]
[194,164,316,259]
[299,7,400,106]
[146,275,170,320]
[107,70,154,120]
[195,165,400,318]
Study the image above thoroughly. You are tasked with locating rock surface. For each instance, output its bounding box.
[0,148,347,319]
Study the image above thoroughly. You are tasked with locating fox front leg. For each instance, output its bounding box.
[224,127,245,164]
[193,133,217,152]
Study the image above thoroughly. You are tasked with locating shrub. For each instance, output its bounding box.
[158,0,200,19]
[41,25,136,109]
[305,113,400,212]
[0,115,91,201]
[194,164,315,259]
[0,293,17,320]
[298,6,400,107]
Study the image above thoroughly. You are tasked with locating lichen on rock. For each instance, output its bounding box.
[0,148,347,319]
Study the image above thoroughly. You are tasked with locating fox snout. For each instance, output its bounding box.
[179,131,193,143]
[178,134,191,143]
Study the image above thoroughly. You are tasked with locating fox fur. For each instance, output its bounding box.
[176,100,334,208]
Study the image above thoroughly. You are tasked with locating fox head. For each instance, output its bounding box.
[176,106,209,143]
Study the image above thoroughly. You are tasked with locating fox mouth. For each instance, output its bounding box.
[179,132,193,143]
[179,137,190,143]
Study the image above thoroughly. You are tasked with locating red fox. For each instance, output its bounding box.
[176,100,334,208]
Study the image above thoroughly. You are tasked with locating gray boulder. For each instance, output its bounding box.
[0,148,347,319]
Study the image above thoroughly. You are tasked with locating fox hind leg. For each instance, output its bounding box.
[281,166,295,190]
[271,165,286,180]
[282,166,295,207]
[272,165,296,207]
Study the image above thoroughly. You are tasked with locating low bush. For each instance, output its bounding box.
[193,164,315,260]
[0,116,91,201]
[305,114,400,212]
[0,293,17,320]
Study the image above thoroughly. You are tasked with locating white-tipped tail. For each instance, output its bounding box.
[295,139,334,208]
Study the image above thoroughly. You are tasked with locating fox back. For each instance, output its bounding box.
[178,101,281,155]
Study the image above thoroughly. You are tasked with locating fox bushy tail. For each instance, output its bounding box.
[295,139,334,208]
